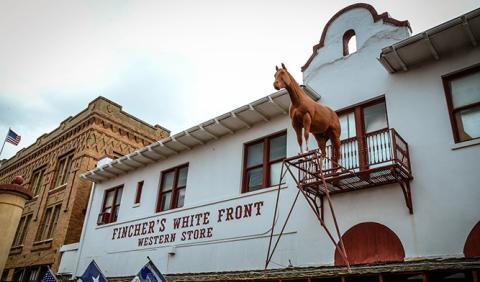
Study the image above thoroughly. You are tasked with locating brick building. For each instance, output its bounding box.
[0,97,169,281]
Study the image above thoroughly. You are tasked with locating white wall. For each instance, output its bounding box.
[74,6,480,278]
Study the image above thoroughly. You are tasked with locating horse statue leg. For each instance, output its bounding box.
[314,134,327,159]
[303,113,312,152]
[293,121,303,154]
[331,127,341,167]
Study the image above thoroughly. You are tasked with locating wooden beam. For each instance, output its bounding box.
[249,104,269,122]
[392,46,408,71]
[231,112,251,128]
[268,96,288,114]
[215,118,234,134]
[199,125,219,140]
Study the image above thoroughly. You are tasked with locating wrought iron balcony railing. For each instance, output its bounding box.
[290,128,414,213]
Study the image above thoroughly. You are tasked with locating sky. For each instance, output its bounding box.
[0,0,477,160]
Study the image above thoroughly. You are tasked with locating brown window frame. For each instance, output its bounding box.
[134,181,144,204]
[12,214,32,247]
[99,185,123,225]
[442,63,480,143]
[30,166,46,197]
[52,151,74,189]
[343,29,356,56]
[35,204,61,241]
[156,164,189,212]
[336,97,389,170]
[242,130,287,193]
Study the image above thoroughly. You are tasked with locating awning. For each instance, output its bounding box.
[379,8,480,73]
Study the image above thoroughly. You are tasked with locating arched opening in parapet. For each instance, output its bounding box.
[334,222,405,265]
[464,221,480,257]
[343,29,357,56]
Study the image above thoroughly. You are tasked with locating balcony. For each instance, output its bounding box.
[287,128,413,213]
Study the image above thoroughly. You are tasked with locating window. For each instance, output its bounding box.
[30,166,46,196]
[443,64,480,143]
[134,181,144,204]
[343,29,357,56]
[36,204,61,241]
[242,131,287,193]
[157,164,188,212]
[98,185,123,225]
[12,214,32,246]
[52,152,74,189]
[337,98,389,170]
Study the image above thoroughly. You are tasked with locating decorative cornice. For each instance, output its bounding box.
[301,3,411,72]
[0,97,169,175]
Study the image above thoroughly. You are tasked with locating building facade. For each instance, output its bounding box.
[69,4,479,282]
[0,97,169,281]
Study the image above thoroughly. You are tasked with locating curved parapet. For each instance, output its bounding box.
[302,3,410,82]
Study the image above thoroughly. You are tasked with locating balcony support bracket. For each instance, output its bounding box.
[393,169,413,214]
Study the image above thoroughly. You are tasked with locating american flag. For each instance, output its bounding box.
[41,268,58,282]
[5,129,21,145]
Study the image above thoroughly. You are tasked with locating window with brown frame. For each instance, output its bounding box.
[443,64,480,143]
[156,164,188,212]
[30,166,46,196]
[98,185,123,225]
[343,29,357,56]
[134,181,144,204]
[12,214,32,246]
[35,204,61,241]
[242,131,287,193]
[336,98,389,170]
[52,152,74,189]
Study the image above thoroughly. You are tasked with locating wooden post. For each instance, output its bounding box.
[473,271,478,282]
[341,276,346,282]
[379,273,384,282]
[354,108,367,171]
[422,272,428,282]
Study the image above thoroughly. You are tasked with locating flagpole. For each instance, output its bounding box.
[0,128,9,159]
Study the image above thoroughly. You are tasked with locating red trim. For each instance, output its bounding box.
[0,183,33,200]
[464,221,480,257]
[442,63,480,143]
[302,3,411,72]
[334,222,405,266]
[343,29,356,56]
[100,185,123,224]
[134,181,144,204]
[242,130,287,193]
[156,163,189,212]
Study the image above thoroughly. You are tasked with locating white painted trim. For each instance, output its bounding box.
[451,138,480,150]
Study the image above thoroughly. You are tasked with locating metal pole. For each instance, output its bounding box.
[0,128,8,158]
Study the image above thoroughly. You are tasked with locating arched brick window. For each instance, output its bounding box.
[335,222,405,265]
[464,221,480,257]
[343,29,356,56]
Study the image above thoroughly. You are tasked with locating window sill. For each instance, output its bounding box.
[132,203,141,208]
[49,184,67,194]
[31,239,53,251]
[9,245,23,255]
[451,138,480,150]
[243,183,287,195]
[26,195,39,204]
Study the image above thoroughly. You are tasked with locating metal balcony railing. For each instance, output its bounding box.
[322,128,411,178]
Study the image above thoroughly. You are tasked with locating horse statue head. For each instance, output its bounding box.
[273,63,292,90]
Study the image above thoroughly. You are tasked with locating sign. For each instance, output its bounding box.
[106,199,268,251]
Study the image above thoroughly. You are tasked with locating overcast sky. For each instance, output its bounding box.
[0,0,477,160]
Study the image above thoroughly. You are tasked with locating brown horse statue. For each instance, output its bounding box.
[273,63,341,163]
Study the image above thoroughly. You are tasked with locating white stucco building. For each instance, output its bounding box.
[63,4,480,282]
